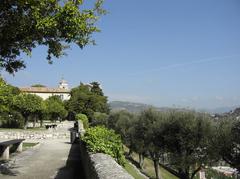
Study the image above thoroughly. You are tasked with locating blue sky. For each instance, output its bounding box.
[2,0,240,110]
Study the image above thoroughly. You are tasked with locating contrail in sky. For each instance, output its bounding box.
[127,54,239,77]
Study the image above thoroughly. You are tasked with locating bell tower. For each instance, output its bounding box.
[59,78,69,90]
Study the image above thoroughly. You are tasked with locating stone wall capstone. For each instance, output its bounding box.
[79,141,133,179]
[78,120,133,179]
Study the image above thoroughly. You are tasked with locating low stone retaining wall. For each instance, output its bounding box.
[0,131,69,140]
[79,141,133,179]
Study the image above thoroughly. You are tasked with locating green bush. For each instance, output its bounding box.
[82,126,126,166]
[0,111,24,128]
[76,113,89,129]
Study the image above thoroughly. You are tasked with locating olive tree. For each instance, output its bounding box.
[157,111,216,179]
[216,118,240,172]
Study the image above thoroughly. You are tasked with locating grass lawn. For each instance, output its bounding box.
[124,146,178,179]
[23,142,39,150]
[124,160,146,179]
[138,156,178,179]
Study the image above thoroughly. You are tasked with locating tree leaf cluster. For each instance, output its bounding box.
[0,0,105,73]
[65,82,109,121]
[215,118,240,172]
[0,77,20,113]
[45,95,67,121]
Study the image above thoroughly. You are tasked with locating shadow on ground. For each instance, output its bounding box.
[0,160,20,176]
[55,141,86,179]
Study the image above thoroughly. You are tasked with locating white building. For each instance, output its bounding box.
[20,79,71,101]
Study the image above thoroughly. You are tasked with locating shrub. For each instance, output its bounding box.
[76,113,89,129]
[0,111,24,128]
[92,112,108,126]
[82,126,126,166]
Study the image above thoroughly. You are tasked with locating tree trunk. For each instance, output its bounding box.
[154,159,162,179]
[191,166,202,179]
[179,174,190,179]
[40,119,43,127]
[139,153,144,169]
[33,116,36,128]
[24,116,28,129]
[179,169,190,179]
[128,149,132,157]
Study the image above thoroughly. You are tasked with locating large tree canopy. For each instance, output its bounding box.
[0,0,105,73]
[13,93,44,129]
[66,82,109,121]
[45,95,67,121]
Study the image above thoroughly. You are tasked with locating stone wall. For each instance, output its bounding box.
[77,120,133,179]
[0,130,69,140]
[0,121,73,140]
[79,141,133,179]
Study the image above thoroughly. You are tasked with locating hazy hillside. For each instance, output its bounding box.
[109,101,152,113]
[109,101,186,113]
[215,107,240,119]
[200,106,240,114]
[109,101,239,114]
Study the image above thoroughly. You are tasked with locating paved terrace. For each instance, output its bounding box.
[0,122,85,179]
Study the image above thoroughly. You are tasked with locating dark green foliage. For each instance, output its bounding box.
[12,93,44,129]
[45,95,67,121]
[0,78,23,128]
[92,112,108,126]
[107,111,137,151]
[31,84,46,87]
[0,0,105,73]
[106,111,146,168]
[82,126,126,166]
[66,82,109,121]
[0,111,24,128]
[138,108,164,179]
[107,108,218,179]
[156,111,215,179]
[216,118,240,172]
[76,113,89,129]
[90,82,104,96]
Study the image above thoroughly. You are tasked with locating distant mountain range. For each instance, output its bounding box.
[109,101,239,114]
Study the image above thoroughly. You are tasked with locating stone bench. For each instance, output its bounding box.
[0,139,25,160]
[45,124,57,129]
